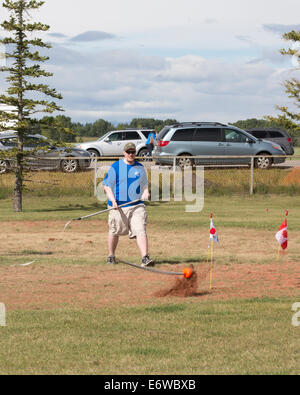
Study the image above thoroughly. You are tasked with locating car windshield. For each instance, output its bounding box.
[157,126,172,140]
[97,132,112,141]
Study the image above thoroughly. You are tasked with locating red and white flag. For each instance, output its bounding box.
[209,214,219,245]
[275,218,288,250]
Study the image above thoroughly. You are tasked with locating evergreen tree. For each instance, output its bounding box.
[0,0,63,212]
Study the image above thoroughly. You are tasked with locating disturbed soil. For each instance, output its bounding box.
[1,257,300,311]
[0,220,300,311]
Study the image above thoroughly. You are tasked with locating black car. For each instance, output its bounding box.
[247,128,294,155]
[0,132,91,174]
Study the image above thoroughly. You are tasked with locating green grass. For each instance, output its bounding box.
[1,164,300,201]
[0,298,299,374]
[293,147,300,156]
[1,184,300,375]
[0,195,299,230]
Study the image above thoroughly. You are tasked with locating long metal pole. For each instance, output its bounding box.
[250,157,254,195]
[64,199,142,231]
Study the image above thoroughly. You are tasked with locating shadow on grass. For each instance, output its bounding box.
[194,291,212,297]
[23,201,166,213]
[154,257,205,265]
[24,202,107,213]
[7,250,54,256]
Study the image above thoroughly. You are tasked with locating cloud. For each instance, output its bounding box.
[70,31,117,42]
[48,33,68,38]
[39,46,299,124]
[204,18,218,24]
[263,24,300,35]
[235,35,254,44]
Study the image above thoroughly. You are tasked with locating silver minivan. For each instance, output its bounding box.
[154,122,286,169]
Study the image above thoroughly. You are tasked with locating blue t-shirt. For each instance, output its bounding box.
[102,159,148,207]
[146,133,156,145]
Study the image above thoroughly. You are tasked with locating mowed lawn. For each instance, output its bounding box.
[1,299,299,375]
[0,195,300,374]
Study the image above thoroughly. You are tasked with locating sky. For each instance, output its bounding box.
[1,0,300,125]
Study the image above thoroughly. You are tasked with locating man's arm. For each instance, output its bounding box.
[140,166,150,201]
[103,185,118,209]
[141,187,150,201]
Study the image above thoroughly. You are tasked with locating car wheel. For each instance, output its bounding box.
[0,160,8,174]
[61,158,79,173]
[138,148,149,161]
[87,149,100,159]
[177,154,194,169]
[254,153,272,169]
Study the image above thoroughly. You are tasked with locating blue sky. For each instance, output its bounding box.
[1,0,300,124]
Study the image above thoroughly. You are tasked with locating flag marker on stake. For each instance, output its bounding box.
[208,213,219,289]
[275,212,288,260]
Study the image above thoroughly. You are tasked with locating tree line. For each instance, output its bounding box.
[27,116,178,142]
[28,115,299,145]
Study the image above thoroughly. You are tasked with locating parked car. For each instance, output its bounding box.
[246,128,294,155]
[153,122,286,169]
[0,132,91,174]
[75,128,156,158]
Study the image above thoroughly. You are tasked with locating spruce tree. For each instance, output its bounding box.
[0,0,62,212]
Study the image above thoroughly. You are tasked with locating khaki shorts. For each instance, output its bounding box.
[108,204,148,238]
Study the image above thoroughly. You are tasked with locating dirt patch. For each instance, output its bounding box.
[283,167,300,185]
[1,220,300,310]
[154,264,209,297]
[1,260,300,311]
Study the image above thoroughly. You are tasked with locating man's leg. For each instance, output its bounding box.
[136,235,154,266]
[136,234,148,257]
[108,233,119,263]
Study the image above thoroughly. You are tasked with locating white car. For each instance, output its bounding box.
[75,128,155,158]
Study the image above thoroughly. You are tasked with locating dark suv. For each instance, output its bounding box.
[154,122,286,169]
[246,128,294,155]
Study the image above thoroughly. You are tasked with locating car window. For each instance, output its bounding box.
[225,129,248,143]
[123,131,141,140]
[193,128,222,142]
[157,126,172,140]
[0,137,17,147]
[251,131,268,138]
[108,132,123,141]
[24,137,50,148]
[269,131,284,138]
[171,128,194,141]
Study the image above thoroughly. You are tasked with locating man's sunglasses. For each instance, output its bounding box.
[126,150,136,155]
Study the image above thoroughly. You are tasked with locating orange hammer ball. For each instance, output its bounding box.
[182,267,193,279]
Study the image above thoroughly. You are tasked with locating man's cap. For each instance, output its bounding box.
[124,142,136,152]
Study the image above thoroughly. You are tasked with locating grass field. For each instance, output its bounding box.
[0,193,300,375]
[293,147,300,156]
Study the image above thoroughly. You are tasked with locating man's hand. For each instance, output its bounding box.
[141,189,150,201]
[103,186,118,209]
[112,200,119,210]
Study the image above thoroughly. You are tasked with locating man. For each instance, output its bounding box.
[103,142,154,267]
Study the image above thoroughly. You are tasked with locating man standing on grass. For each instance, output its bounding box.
[103,142,154,267]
